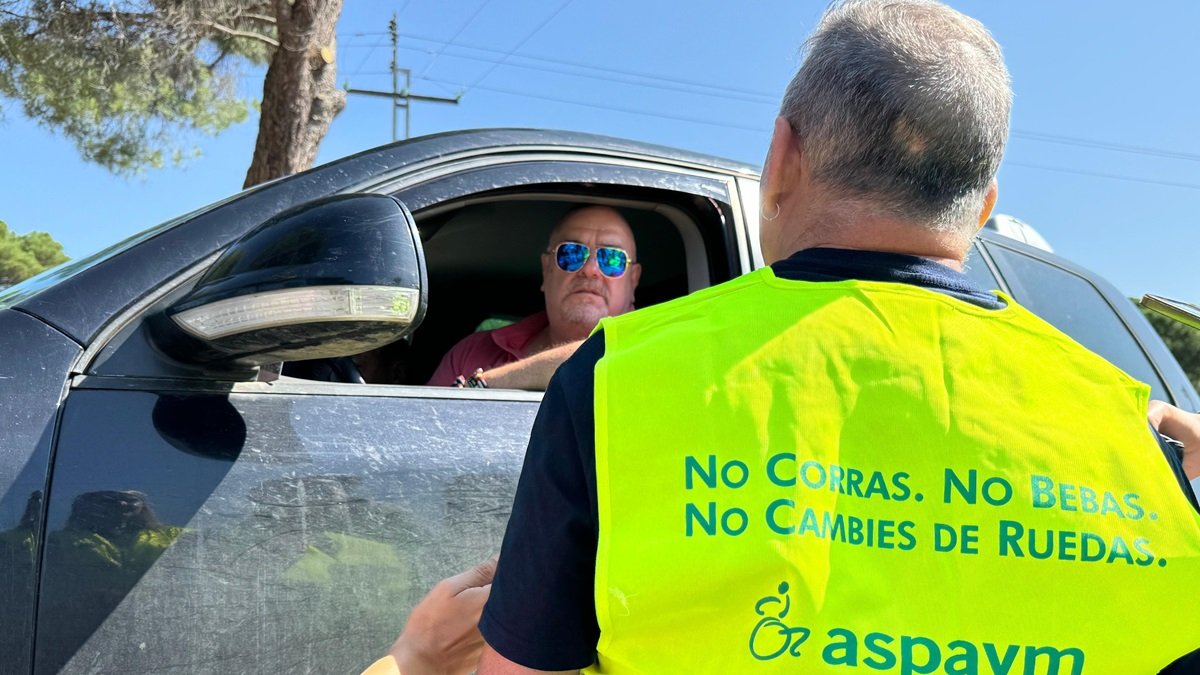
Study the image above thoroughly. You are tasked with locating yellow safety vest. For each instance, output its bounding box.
[590,267,1200,674]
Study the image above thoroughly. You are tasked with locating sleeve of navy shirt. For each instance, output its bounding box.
[478,332,604,670]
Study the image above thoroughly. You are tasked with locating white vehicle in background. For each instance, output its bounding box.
[984,213,1053,252]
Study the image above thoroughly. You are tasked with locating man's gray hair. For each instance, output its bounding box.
[780,0,1011,233]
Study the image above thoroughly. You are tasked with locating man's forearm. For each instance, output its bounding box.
[1148,401,1200,480]
[482,341,583,391]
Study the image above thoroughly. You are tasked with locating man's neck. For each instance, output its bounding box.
[529,324,590,356]
[802,243,965,271]
[775,202,971,271]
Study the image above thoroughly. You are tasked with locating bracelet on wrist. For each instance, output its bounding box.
[453,369,489,389]
[466,368,489,389]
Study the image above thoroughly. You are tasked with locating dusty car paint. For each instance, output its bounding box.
[38,385,536,673]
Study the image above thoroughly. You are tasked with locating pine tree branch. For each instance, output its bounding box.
[240,12,277,25]
[200,20,279,47]
[207,45,231,70]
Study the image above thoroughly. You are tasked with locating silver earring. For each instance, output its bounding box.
[761,202,780,222]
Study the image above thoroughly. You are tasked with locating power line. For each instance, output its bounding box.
[350,34,1200,163]
[416,0,493,79]
[411,76,1200,190]
[341,32,1200,163]
[340,35,1200,165]
[1011,130,1200,164]
[401,32,776,100]
[1005,161,1200,192]
[347,33,387,81]
[417,76,764,133]
[404,73,1200,171]
[360,43,777,106]
[381,32,779,103]
[236,53,1200,192]
[462,0,576,93]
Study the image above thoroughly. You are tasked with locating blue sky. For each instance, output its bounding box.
[2,0,1198,301]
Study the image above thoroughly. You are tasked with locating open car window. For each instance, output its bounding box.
[285,160,742,389]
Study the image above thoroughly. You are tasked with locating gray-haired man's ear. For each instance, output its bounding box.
[759,116,805,265]
[976,182,999,231]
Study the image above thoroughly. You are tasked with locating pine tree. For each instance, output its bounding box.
[0,1,344,186]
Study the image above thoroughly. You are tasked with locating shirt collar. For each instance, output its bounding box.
[771,247,1003,309]
[491,311,550,358]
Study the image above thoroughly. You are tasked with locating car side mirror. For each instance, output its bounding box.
[155,194,426,369]
[1141,295,1200,331]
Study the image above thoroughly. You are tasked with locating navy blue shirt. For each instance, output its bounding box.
[478,248,1193,671]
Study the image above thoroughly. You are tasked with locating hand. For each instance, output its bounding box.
[1148,400,1200,480]
[387,557,498,675]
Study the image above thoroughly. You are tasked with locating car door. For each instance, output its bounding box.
[37,381,538,675]
[33,154,748,674]
[0,312,81,675]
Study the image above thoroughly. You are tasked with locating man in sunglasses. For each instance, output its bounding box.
[427,205,641,391]
[475,1,1200,673]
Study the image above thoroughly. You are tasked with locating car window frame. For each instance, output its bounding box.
[376,151,749,279]
[372,156,745,400]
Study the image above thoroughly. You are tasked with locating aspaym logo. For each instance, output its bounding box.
[748,581,812,661]
[745,582,1086,674]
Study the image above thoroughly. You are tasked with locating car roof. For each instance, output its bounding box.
[348,128,762,178]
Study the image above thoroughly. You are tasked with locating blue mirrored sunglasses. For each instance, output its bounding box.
[551,242,631,278]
